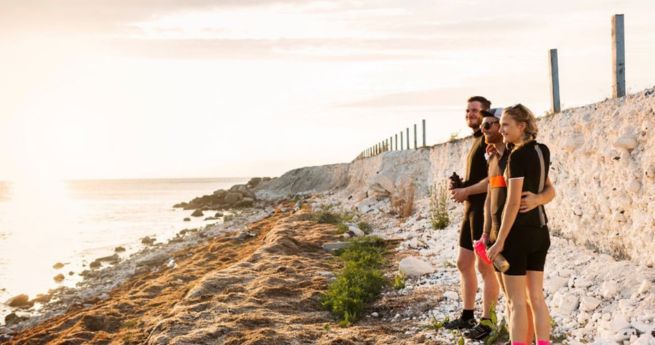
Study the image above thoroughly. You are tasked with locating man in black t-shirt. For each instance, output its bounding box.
[445,96,498,330]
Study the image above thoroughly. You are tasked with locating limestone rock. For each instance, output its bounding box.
[614,135,638,150]
[580,296,601,312]
[399,256,435,277]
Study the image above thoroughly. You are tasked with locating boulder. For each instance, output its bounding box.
[246,177,263,189]
[212,189,227,198]
[173,202,188,208]
[183,217,191,222]
[224,192,243,205]
[235,197,254,208]
[52,262,65,270]
[398,256,435,277]
[53,274,65,283]
[7,294,31,308]
[614,135,638,150]
[114,246,126,253]
[191,209,204,217]
[141,236,156,245]
[580,296,601,312]
[215,212,224,217]
[4,312,28,326]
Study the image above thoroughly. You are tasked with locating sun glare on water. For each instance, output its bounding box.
[0,177,80,298]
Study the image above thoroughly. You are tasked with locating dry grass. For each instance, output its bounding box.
[391,182,415,219]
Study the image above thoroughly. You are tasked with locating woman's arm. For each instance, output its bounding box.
[487,177,523,260]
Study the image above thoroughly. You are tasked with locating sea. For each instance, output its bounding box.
[0,177,248,323]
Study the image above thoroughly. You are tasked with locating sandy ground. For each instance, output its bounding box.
[3,202,445,345]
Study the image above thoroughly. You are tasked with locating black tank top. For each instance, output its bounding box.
[506,140,550,228]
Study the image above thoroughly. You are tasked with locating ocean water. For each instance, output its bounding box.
[0,177,248,321]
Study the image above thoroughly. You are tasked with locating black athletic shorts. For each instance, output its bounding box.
[459,201,484,251]
[501,225,550,276]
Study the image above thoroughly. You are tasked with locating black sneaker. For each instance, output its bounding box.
[463,320,492,340]
[443,317,477,330]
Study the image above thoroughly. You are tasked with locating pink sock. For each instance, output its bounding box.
[537,341,550,345]
[511,342,526,345]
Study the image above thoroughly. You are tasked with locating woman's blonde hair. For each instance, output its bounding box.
[503,103,538,141]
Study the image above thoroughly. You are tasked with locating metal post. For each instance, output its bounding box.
[612,14,626,98]
[400,131,404,150]
[406,128,410,150]
[414,124,418,149]
[422,119,426,147]
[549,49,561,113]
[390,136,393,151]
[394,134,398,151]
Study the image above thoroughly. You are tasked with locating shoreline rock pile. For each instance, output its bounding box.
[173,177,272,212]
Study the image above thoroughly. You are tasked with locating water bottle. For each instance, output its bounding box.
[473,235,510,273]
[449,172,463,189]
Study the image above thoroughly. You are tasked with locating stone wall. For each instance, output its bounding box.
[257,87,655,265]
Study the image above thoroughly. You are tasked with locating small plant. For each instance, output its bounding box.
[336,223,349,234]
[428,316,449,330]
[449,132,459,142]
[357,221,373,234]
[322,236,388,326]
[314,205,342,224]
[429,183,450,230]
[392,272,406,290]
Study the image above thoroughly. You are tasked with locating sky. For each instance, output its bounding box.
[1,0,654,181]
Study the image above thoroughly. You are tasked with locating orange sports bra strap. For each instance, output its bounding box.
[489,175,507,188]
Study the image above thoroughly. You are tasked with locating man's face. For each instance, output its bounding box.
[481,116,502,144]
[466,101,483,130]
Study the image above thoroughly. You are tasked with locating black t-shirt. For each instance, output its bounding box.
[506,140,550,228]
[463,130,488,205]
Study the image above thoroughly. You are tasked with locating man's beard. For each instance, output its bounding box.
[485,134,502,144]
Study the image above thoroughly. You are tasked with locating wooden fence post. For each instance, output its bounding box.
[422,119,426,147]
[549,48,561,113]
[612,14,626,98]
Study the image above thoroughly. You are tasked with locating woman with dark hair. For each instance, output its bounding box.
[487,104,554,345]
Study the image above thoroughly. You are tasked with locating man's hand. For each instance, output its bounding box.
[520,191,541,213]
[450,187,469,203]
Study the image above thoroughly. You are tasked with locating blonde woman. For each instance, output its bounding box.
[487,104,553,345]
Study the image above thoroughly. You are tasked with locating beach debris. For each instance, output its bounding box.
[398,256,435,277]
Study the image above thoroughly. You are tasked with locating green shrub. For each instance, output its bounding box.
[336,223,349,234]
[357,221,373,234]
[322,236,388,326]
[429,183,450,230]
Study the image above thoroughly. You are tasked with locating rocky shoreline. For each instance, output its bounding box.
[0,190,275,340]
